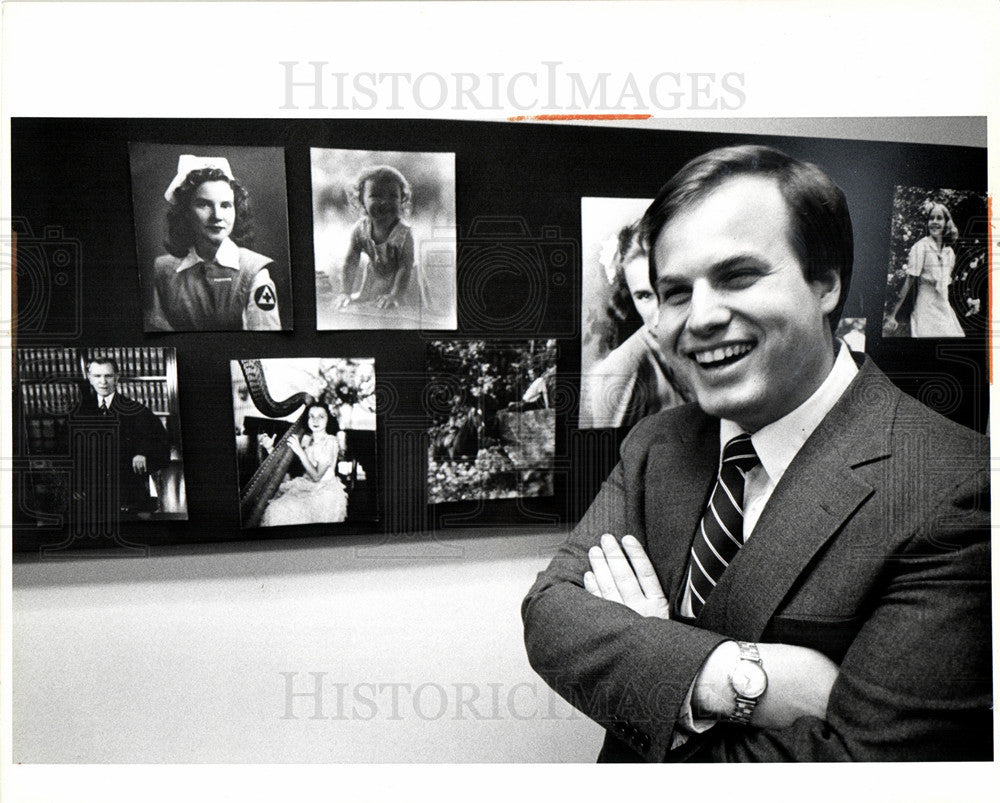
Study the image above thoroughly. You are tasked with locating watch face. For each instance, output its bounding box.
[732,661,768,698]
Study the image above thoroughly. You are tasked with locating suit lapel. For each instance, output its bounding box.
[696,359,899,639]
[645,408,719,610]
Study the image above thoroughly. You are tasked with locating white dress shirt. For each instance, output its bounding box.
[680,342,859,617]
[674,342,859,742]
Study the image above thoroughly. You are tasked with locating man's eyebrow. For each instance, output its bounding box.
[655,275,686,290]
[656,254,768,288]
[707,254,768,275]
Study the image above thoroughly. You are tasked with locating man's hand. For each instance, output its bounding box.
[583,534,670,620]
[131,455,148,474]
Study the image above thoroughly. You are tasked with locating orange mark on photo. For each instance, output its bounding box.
[507,114,652,122]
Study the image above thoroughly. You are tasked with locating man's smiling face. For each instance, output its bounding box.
[652,174,841,432]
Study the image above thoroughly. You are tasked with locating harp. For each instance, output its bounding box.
[238,359,315,528]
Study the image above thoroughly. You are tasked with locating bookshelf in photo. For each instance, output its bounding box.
[18,346,179,453]
[15,346,187,528]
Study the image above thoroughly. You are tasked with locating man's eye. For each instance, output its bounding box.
[660,289,691,306]
[633,290,654,302]
[722,268,760,287]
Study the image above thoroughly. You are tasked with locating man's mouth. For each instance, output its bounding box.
[690,342,755,368]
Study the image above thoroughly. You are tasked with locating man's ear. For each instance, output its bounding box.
[812,269,842,316]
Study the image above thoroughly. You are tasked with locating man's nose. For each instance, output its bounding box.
[685,282,731,336]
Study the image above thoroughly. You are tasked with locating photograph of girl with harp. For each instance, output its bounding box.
[230,357,377,529]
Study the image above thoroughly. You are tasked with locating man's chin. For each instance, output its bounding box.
[690,390,759,428]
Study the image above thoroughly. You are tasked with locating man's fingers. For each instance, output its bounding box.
[587,535,670,619]
[600,534,644,604]
[588,543,624,603]
[621,535,667,602]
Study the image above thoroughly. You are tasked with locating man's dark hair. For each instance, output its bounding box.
[641,144,854,330]
[86,356,119,375]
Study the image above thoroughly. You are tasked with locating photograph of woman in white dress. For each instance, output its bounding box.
[883,187,987,338]
[258,403,348,527]
[230,357,377,529]
[578,198,690,429]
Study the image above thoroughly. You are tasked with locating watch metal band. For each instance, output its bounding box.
[730,695,758,723]
[726,641,765,725]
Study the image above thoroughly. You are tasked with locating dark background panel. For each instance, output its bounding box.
[10,118,988,551]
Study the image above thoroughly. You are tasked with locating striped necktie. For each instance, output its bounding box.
[687,433,760,617]
[100,399,110,415]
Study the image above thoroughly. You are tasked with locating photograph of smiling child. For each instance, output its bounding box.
[312,148,457,331]
[128,144,293,332]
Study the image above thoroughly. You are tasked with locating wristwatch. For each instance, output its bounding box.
[726,641,767,725]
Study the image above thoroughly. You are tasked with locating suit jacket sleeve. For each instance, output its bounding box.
[690,468,991,761]
[523,400,992,762]
[122,398,171,473]
[522,415,727,760]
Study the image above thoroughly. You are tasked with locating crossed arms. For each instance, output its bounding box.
[584,533,838,732]
[521,422,992,761]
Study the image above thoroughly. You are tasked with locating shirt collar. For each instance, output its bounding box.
[98,392,116,407]
[175,238,239,272]
[719,341,859,486]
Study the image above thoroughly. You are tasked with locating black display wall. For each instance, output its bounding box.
[10,118,988,551]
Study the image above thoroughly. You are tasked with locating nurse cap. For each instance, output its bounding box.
[164,155,235,204]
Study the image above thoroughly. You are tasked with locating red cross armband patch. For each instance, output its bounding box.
[253,284,277,311]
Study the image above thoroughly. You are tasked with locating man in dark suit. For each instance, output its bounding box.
[522,145,991,761]
[73,356,171,519]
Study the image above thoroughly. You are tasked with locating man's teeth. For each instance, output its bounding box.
[694,343,753,365]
